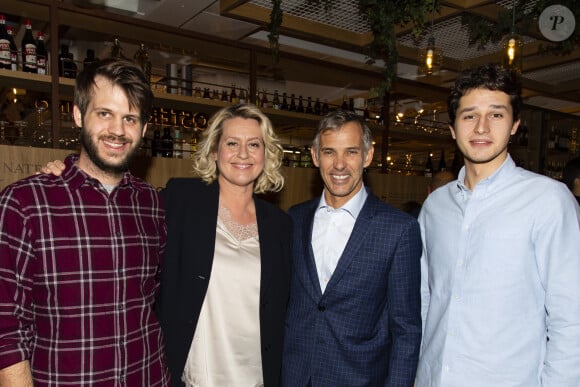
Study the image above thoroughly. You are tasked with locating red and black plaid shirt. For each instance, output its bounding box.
[0,154,169,386]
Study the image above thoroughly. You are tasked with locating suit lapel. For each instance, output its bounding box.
[256,199,274,298]
[323,195,376,294]
[299,200,324,299]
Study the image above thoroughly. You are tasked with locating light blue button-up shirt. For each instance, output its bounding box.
[417,155,580,387]
[312,186,367,293]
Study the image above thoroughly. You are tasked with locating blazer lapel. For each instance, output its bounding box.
[323,195,375,293]
[299,200,323,299]
[256,199,274,298]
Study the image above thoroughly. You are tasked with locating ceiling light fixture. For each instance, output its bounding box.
[501,0,523,73]
[418,1,442,76]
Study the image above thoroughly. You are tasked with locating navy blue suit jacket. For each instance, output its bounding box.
[282,190,422,387]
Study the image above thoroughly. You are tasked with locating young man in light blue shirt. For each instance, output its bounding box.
[417,63,580,387]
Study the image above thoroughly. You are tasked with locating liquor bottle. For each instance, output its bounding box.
[424,152,433,178]
[238,88,247,104]
[349,97,354,111]
[305,96,313,114]
[133,43,151,84]
[188,128,199,158]
[260,89,269,108]
[59,45,72,77]
[272,90,281,109]
[289,94,297,112]
[67,52,78,79]
[7,25,18,71]
[314,98,321,115]
[341,95,348,110]
[281,92,289,110]
[297,95,305,113]
[322,99,329,115]
[21,20,37,73]
[0,15,11,70]
[83,49,99,69]
[36,31,48,75]
[229,84,238,104]
[161,127,173,158]
[173,128,184,159]
[221,89,228,102]
[202,88,211,99]
[110,37,124,59]
[151,128,162,157]
[438,149,446,171]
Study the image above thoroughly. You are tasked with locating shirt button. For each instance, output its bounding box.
[318,305,326,312]
[444,365,450,372]
[115,231,121,237]
[118,304,123,310]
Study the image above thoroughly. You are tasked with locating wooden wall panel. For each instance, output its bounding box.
[0,145,428,211]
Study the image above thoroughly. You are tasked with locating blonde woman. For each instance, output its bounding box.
[156,103,292,387]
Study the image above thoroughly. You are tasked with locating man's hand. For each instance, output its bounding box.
[0,360,34,386]
[39,160,66,176]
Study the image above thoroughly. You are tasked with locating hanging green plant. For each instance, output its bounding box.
[358,0,435,96]
[268,0,283,63]
[268,0,436,96]
[462,0,579,55]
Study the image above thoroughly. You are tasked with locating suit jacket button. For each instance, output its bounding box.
[318,305,326,312]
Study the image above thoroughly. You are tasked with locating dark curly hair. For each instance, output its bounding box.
[448,63,522,126]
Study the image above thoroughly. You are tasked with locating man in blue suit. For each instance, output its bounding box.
[282,110,422,386]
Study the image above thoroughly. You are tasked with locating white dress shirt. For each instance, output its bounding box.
[311,186,367,293]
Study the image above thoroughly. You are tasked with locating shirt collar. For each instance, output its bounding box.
[62,153,140,192]
[457,154,516,195]
[317,185,368,219]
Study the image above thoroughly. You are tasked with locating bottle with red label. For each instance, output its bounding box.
[7,25,18,71]
[36,31,48,75]
[21,20,37,73]
[0,14,11,69]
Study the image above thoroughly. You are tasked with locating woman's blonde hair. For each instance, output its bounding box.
[193,103,285,194]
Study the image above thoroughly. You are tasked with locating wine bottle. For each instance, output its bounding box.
[21,20,37,73]
[322,99,329,115]
[289,94,297,112]
[110,37,124,59]
[133,43,151,84]
[173,128,183,159]
[67,52,77,79]
[59,45,76,78]
[7,25,18,71]
[272,90,281,109]
[314,98,321,115]
[260,89,269,108]
[305,96,313,114]
[83,49,99,69]
[229,84,238,104]
[425,152,433,178]
[297,95,305,113]
[0,14,10,70]
[281,92,289,110]
[36,31,48,75]
[341,95,348,110]
[151,128,162,157]
[438,149,446,171]
[161,127,173,158]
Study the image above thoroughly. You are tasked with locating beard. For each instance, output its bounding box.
[79,129,141,175]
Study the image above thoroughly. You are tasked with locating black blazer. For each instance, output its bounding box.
[156,178,292,387]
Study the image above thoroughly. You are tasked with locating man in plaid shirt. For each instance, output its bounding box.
[0,59,169,386]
